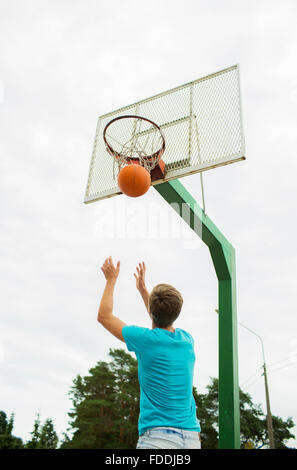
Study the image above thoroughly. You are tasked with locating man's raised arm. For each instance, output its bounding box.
[97,257,126,342]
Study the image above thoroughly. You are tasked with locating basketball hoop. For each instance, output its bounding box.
[103,115,166,180]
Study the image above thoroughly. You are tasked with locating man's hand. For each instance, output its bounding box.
[134,262,150,314]
[134,262,146,291]
[101,257,120,282]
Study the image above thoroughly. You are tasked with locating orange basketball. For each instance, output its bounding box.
[118,164,151,197]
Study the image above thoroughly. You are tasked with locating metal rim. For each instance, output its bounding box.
[103,114,166,163]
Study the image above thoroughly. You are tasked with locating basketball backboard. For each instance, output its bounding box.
[84,64,245,204]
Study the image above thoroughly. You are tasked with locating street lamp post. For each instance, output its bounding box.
[238,322,275,449]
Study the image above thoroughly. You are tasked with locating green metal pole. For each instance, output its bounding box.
[154,179,240,449]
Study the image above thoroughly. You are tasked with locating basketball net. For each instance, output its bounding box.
[103,115,165,180]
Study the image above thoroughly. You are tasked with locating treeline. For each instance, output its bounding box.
[1,348,295,449]
[0,412,58,449]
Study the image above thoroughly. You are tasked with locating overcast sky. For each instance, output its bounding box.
[1,0,297,447]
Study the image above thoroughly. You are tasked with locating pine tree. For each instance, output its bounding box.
[0,411,23,449]
[39,418,58,449]
[108,349,139,448]
[62,349,139,449]
[26,414,58,449]
[25,413,41,449]
[62,360,118,448]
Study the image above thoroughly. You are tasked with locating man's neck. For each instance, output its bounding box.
[152,323,175,333]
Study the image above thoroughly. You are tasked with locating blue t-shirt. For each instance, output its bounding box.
[122,326,201,436]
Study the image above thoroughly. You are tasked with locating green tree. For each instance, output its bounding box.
[25,413,41,449]
[62,349,139,449]
[108,349,140,447]
[194,383,218,449]
[0,411,23,449]
[0,411,7,434]
[196,378,295,449]
[271,416,295,449]
[61,360,117,448]
[39,418,58,449]
[26,414,58,449]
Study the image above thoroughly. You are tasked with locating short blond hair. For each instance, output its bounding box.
[149,284,183,327]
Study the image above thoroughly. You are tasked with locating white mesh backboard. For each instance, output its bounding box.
[84,65,245,203]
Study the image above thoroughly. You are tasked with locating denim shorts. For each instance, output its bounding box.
[136,427,201,449]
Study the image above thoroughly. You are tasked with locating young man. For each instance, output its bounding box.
[98,257,201,449]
